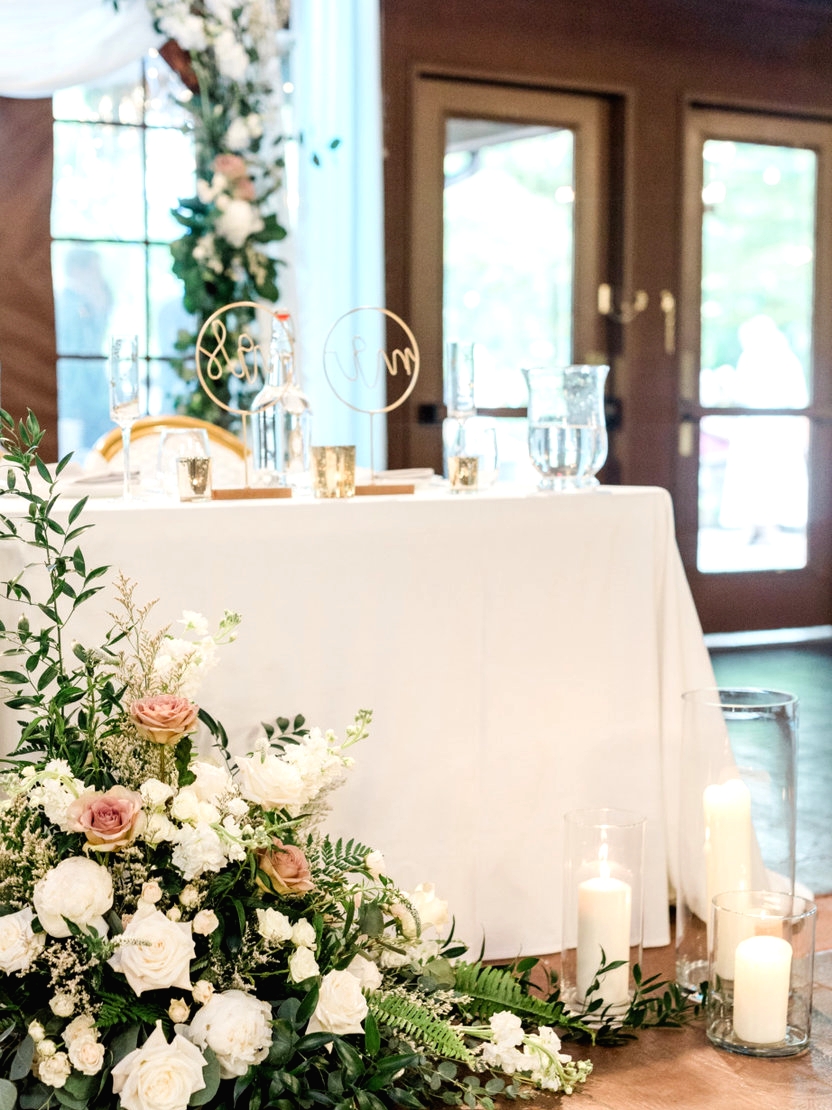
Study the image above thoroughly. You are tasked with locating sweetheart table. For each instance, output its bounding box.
[0,483,715,959]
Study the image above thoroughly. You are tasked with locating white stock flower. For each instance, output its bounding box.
[67,1034,105,1076]
[489,1011,524,1048]
[291,918,316,949]
[33,857,113,938]
[225,116,251,151]
[288,946,319,983]
[256,907,292,944]
[192,909,219,936]
[180,611,209,636]
[523,1026,574,1092]
[111,1022,206,1110]
[307,970,368,1036]
[188,989,273,1079]
[0,907,45,972]
[37,1051,71,1088]
[346,954,382,991]
[172,822,227,880]
[108,902,195,996]
[410,883,449,931]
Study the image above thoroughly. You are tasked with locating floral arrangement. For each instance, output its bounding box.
[0,414,693,1110]
[145,0,292,425]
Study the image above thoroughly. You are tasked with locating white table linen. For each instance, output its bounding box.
[0,485,714,959]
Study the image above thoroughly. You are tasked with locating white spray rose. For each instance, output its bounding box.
[192,980,214,1006]
[63,1014,95,1046]
[307,969,368,1036]
[224,116,251,151]
[256,907,293,944]
[346,954,382,991]
[140,778,174,810]
[111,1022,206,1110]
[37,1051,71,1088]
[33,857,113,938]
[291,918,316,949]
[192,909,219,936]
[67,1034,105,1076]
[410,883,450,930]
[288,946,319,983]
[0,907,45,972]
[188,989,273,1079]
[108,902,195,995]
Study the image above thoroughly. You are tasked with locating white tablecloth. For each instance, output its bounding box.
[0,485,715,958]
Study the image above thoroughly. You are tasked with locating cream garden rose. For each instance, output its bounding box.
[111,1022,206,1110]
[188,989,273,1079]
[0,906,45,973]
[307,969,368,1036]
[33,857,113,939]
[108,902,195,995]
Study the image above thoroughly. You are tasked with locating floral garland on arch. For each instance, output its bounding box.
[0,413,694,1110]
[146,0,293,427]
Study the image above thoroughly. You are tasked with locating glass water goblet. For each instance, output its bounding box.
[108,335,140,500]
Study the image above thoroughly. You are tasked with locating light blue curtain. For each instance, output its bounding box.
[290,0,386,470]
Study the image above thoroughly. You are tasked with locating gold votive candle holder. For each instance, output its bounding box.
[311,446,356,499]
[176,456,212,501]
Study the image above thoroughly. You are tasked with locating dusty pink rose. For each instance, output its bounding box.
[233,176,256,201]
[213,153,247,180]
[66,785,145,852]
[130,695,199,746]
[256,839,314,895]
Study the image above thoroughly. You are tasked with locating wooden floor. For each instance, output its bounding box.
[526,896,832,1109]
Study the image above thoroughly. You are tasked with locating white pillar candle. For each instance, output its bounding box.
[732,934,792,1044]
[576,873,631,1007]
[703,778,753,974]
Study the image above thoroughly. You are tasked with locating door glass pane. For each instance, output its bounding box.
[697,140,815,573]
[443,120,575,410]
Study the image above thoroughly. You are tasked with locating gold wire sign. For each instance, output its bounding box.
[195,300,286,489]
[322,306,420,477]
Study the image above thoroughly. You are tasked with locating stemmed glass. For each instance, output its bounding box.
[108,335,141,499]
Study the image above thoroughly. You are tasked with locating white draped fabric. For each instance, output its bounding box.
[0,0,163,97]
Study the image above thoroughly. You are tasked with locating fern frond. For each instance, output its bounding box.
[96,990,162,1030]
[452,962,577,1030]
[367,990,475,1065]
[313,836,375,878]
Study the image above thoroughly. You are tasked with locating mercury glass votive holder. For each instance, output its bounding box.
[176,456,212,501]
[706,890,815,1057]
[310,446,356,499]
[561,807,646,1017]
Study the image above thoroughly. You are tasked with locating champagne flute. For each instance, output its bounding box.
[108,335,140,499]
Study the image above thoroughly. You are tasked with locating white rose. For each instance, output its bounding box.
[37,1039,56,1057]
[188,989,273,1079]
[307,969,368,1036]
[171,823,227,880]
[288,946,319,983]
[67,1034,105,1076]
[255,907,292,944]
[192,980,214,1006]
[108,902,195,996]
[291,918,316,949]
[37,1051,71,1088]
[389,902,417,940]
[141,881,163,905]
[33,857,113,938]
[140,778,174,810]
[190,760,234,803]
[28,1020,45,1043]
[410,883,450,931]
[0,907,45,972]
[192,910,219,936]
[215,198,265,250]
[346,954,382,991]
[246,113,263,139]
[112,1022,206,1110]
[234,752,307,811]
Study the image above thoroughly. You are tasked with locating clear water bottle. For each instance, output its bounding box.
[251,313,311,486]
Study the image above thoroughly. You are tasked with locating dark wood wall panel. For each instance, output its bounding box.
[0,97,58,459]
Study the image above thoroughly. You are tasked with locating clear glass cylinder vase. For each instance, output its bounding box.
[561,807,646,1017]
[522,364,609,491]
[675,687,797,994]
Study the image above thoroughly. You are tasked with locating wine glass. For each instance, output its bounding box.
[108,335,140,499]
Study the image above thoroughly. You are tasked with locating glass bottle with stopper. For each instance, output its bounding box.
[443,342,498,487]
[251,312,312,486]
